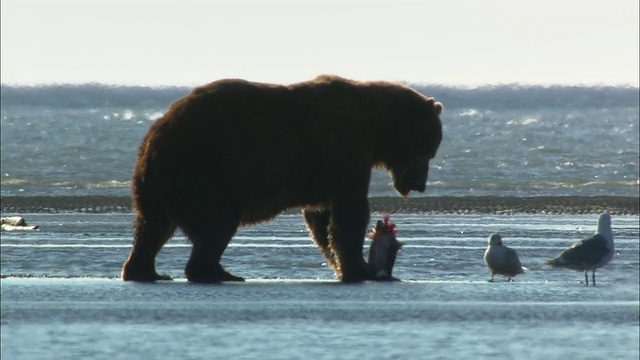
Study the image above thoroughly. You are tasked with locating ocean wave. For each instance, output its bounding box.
[410,180,640,191]
[0,178,131,188]
[1,82,638,205]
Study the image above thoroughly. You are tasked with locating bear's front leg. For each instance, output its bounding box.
[328,199,371,283]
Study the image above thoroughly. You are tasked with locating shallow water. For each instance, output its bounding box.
[2,278,639,360]
[1,213,639,359]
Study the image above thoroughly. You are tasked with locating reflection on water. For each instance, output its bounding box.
[1,213,639,359]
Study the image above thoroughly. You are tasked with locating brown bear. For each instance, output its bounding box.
[121,75,443,283]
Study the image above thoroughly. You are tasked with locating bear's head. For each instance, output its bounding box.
[383,98,443,200]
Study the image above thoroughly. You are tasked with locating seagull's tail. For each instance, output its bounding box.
[545,256,564,268]
[521,266,528,273]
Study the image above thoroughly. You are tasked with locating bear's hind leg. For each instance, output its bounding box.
[122,211,176,282]
[303,209,338,273]
[182,211,245,283]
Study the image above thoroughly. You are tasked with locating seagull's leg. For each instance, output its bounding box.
[592,270,596,287]
[584,270,589,286]
[489,273,495,282]
[507,276,512,282]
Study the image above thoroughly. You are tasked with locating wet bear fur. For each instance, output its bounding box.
[122,75,443,283]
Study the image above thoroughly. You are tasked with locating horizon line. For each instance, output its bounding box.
[1,80,639,89]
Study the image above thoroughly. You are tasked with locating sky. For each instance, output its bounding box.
[1,0,638,87]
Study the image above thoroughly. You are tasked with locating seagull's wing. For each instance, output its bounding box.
[548,234,610,269]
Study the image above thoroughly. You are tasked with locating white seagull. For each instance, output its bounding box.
[483,233,526,282]
[545,213,614,286]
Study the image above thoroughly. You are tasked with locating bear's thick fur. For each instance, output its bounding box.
[122,75,443,283]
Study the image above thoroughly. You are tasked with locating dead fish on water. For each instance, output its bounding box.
[483,233,526,282]
[367,214,405,281]
[1,216,39,231]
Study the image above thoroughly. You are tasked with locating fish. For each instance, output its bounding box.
[367,214,405,281]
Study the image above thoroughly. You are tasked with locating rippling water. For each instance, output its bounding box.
[1,83,639,358]
[2,213,639,359]
[1,84,638,198]
[2,213,639,282]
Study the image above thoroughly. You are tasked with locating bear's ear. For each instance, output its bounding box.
[433,102,444,116]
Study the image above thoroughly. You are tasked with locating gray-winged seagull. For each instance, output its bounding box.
[483,233,526,282]
[545,213,614,286]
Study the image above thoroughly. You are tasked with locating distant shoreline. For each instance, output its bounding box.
[1,195,637,215]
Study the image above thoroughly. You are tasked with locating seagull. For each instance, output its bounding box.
[545,213,614,286]
[483,233,526,282]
